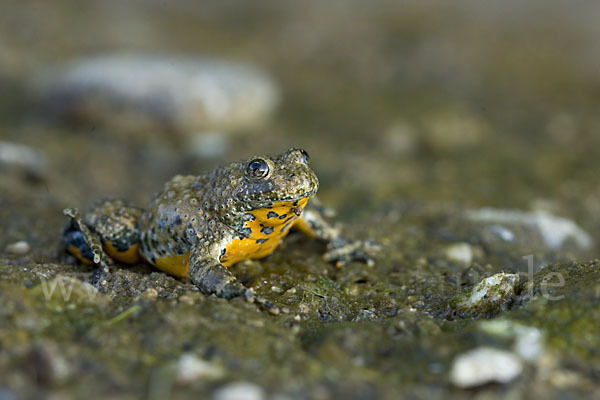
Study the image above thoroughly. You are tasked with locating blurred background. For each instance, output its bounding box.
[2,0,600,222]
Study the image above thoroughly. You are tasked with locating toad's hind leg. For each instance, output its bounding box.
[62,208,108,268]
[61,199,143,267]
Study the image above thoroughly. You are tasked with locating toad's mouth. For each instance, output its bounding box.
[280,187,318,203]
[241,188,317,211]
[249,190,317,209]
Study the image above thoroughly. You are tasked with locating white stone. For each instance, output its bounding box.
[513,326,543,362]
[450,347,523,388]
[6,240,31,255]
[533,211,592,249]
[214,382,265,400]
[0,141,45,179]
[37,54,280,132]
[445,243,473,266]
[175,353,224,384]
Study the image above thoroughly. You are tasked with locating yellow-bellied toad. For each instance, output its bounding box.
[61,148,376,308]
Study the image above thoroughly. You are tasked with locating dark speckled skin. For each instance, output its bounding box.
[62,148,375,307]
[138,149,318,268]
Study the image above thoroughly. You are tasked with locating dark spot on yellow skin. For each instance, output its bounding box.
[240,227,252,237]
[220,198,310,267]
[261,226,274,235]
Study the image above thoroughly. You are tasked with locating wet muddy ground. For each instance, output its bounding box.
[1,1,600,399]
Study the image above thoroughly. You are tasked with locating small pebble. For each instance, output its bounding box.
[0,141,45,181]
[6,240,31,255]
[178,294,196,305]
[175,353,224,385]
[141,288,158,300]
[444,243,473,267]
[450,347,523,388]
[513,326,543,362]
[214,382,265,400]
[461,273,519,306]
[270,285,283,293]
[452,273,520,318]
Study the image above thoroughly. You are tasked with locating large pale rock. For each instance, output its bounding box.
[37,54,280,134]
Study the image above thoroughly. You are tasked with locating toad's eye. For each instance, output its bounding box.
[246,158,270,180]
[299,149,310,164]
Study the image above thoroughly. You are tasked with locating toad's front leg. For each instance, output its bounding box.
[188,246,247,299]
[293,201,380,267]
[188,247,279,314]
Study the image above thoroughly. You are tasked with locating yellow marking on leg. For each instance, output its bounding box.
[104,242,142,264]
[67,245,94,264]
[291,216,317,238]
[220,197,311,267]
[154,252,190,278]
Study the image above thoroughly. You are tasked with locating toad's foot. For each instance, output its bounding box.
[296,208,380,267]
[62,208,113,289]
[62,208,112,271]
[189,250,280,315]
